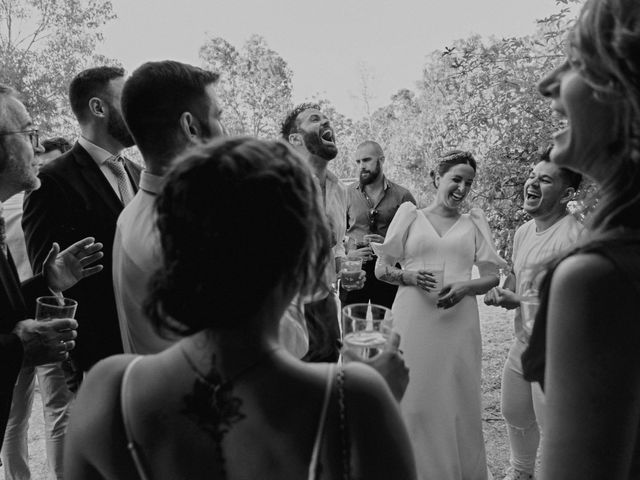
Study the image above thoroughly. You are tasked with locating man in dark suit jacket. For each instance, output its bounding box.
[0,84,103,449]
[23,67,140,372]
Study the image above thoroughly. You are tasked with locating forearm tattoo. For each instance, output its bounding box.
[379,265,406,286]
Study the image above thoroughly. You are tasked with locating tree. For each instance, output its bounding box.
[199,34,293,138]
[354,1,581,259]
[0,0,117,135]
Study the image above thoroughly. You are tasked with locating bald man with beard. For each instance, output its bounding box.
[343,140,416,309]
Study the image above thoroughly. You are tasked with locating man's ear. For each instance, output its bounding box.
[88,97,105,118]
[179,112,199,140]
[560,186,576,204]
[288,132,303,147]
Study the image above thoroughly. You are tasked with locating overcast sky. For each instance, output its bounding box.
[99,0,570,119]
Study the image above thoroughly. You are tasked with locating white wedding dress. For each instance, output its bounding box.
[376,202,506,480]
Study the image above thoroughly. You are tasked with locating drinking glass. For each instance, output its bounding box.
[341,303,393,361]
[341,258,364,291]
[35,296,77,321]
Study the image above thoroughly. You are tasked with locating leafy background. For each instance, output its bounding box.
[1,0,585,260]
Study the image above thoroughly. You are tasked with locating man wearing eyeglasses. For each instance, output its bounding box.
[343,141,416,309]
[0,84,103,458]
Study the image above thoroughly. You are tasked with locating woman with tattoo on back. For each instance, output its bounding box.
[63,137,416,480]
[374,150,507,480]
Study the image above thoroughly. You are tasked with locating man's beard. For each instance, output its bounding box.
[359,159,382,186]
[107,104,135,148]
[302,131,337,160]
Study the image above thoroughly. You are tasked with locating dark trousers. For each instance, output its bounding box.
[302,294,341,363]
[340,258,398,309]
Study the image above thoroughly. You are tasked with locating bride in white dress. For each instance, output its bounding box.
[374,151,507,480]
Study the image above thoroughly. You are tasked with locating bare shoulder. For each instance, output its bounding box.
[341,362,390,397]
[551,252,628,300]
[339,362,399,422]
[65,354,140,479]
[80,354,139,398]
[339,363,416,479]
[68,355,139,449]
[549,252,640,347]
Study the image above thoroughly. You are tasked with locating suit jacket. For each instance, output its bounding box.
[0,250,48,449]
[22,142,142,371]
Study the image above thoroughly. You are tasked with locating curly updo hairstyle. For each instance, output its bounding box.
[429,150,477,188]
[145,137,332,336]
[569,0,640,230]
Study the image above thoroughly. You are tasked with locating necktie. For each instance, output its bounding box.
[106,156,135,206]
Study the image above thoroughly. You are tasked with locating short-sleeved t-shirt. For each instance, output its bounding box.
[512,214,583,341]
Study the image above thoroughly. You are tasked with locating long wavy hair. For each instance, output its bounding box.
[145,137,332,336]
[569,0,640,231]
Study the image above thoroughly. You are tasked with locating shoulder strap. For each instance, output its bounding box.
[120,355,152,480]
[337,368,350,480]
[308,364,336,480]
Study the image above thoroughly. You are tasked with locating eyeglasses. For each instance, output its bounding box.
[0,129,40,149]
[368,208,379,232]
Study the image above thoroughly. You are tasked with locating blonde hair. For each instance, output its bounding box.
[570,0,640,230]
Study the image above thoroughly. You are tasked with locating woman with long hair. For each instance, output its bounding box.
[374,151,507,480]
[64,137,416,479]
[522,1,640,477]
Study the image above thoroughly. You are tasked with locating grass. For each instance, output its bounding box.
[1,301,515,479]
[480,301,514,479]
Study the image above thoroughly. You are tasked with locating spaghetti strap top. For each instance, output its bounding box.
[308,364,337,480]
[120,356,150,480]
[121,358,345,480]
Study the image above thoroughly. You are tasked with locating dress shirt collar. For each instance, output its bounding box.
[78,136,121,166]
[355,175,390,192]
[139,170,165,195]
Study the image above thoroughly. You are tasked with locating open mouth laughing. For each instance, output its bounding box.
[525,189,541,201]
[450,192,465,202]
[320,129,334,144]
[551,103,569,139]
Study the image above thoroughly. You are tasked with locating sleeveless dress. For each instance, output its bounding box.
[374,202,507,480]
[523,233,640,389]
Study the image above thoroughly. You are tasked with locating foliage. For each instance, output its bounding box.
[194,1,582,261]
[199,34,293,139]
[0,0,117,136]
[420,31,567,259]
[327,2,580,260]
